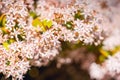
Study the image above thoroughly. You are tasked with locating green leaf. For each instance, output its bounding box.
[63,21,74,30]
[99,48,110,57]
[6,60,10,66]
[3,41,9,50]
[29,11,37,19]
[42,19,53,28]
[99,55,106,63]
[17,34,25,41]
[40,26,46,32]
[1,27,9,34]
[3,39,15,50]
[74,10,84,20]
[0,14,6,27]
[32,18,40,27]
[47,20,53,28]
[1,15,6,27]
[32,18,53,32]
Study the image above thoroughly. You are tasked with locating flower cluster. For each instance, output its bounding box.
[90,51,120,80]
[0,0,120,80]
[89,0,120,80]
[0,0,105,80]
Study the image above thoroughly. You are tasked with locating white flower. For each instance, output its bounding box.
[103,29,120,50]
[89,63,106,80]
